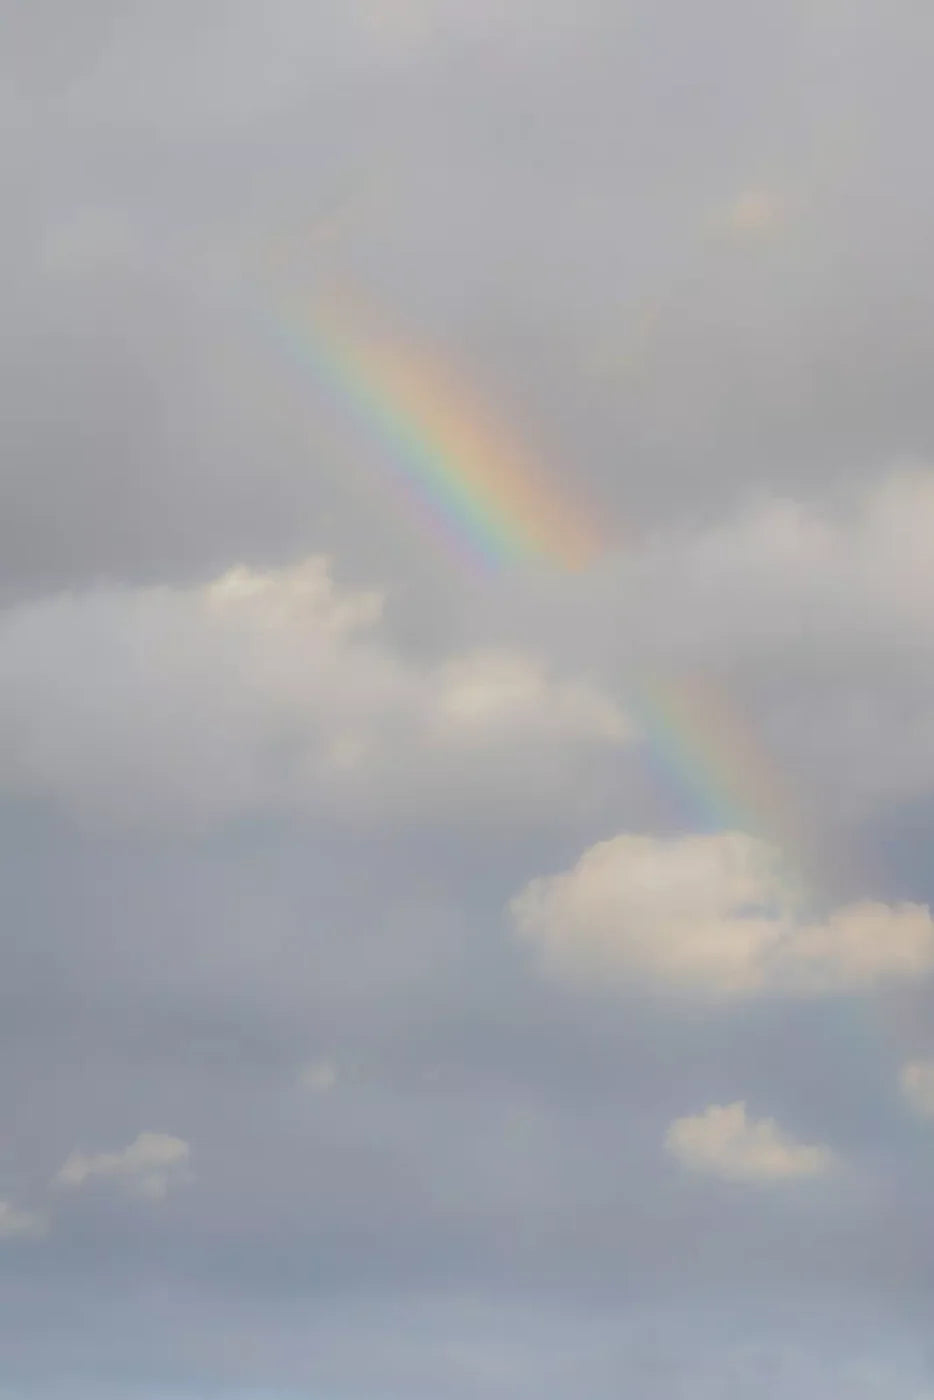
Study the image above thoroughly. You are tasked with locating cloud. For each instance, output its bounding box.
[725,188,784,235]
[511,831,934,998]
[899,1062,934,1121]
[15,466,934,838]
[352,0,438,56]
[0,1201,48,1240]
[580,468,934,818]
[665,1102,835,1184]
[579,467,934,680]
[5,0,934,1389]
[0,556,628,826]
[55,1132,192,1201]
[300,1059,338,1094]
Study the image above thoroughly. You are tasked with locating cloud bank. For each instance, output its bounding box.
[0,556,627,826]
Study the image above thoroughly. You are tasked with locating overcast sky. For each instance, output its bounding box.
[3,2,934,1396]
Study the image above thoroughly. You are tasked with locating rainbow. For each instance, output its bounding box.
[227,253,919,1083]
[257,273,809,875]
[631,670,815,897]
[631,672,800,844]
[263,284,605,574]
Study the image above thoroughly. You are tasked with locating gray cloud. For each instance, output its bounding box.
[3,0,934,597]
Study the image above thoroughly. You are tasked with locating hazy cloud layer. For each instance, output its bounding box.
[2,1,934,1396]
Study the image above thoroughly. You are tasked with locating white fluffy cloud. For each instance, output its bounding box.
[511,831,934,999]
[0,1201,48,1240]
[665,1102,835,1184]
[899,1062,934,1121]
[55,1132,192,1201]
[0,557,628,825]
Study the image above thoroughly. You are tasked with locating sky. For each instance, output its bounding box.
[2,1,934,1395]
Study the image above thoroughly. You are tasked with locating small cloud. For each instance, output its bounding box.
[0,1201,48,1240]
[435,651,630,744]
[725,187,784,234]
[665,1102,835,1184]
[899,1061,934,1120]
[54,1131,192,1201]
[354,0,436,53]
[299,1059,338,1094]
